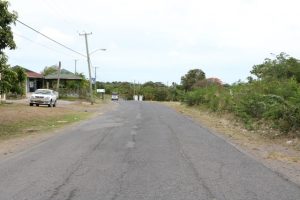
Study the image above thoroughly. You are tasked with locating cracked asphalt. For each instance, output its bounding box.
[0,101,300,200]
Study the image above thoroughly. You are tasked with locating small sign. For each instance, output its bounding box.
[97,89,105,93]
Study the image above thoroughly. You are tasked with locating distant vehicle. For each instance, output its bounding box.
[111,92,119,101]
[29,89,58,107]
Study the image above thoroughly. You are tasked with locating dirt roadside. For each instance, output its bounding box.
[0,98,116,160]
[163,102,300,186]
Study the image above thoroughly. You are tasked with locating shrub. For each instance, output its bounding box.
[182,79,300,134]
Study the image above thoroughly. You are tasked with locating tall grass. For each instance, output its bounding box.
[183,79,300,134]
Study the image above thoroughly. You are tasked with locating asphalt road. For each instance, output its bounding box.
[0,101,300,200]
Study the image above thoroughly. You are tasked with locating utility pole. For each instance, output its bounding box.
[74,59,78,74]
[56,61,61,91]
[79,32,93,105]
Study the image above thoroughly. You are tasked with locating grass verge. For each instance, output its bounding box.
[0,99,112,140]
[0,110,90,140]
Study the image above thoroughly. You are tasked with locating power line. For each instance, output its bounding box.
[16,19,86,58]
[13,32,79,59]
[41,0,79,33]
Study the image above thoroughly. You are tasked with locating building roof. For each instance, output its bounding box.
[26,71,43,78]
[12,67,43,78]
[44,69,82,80]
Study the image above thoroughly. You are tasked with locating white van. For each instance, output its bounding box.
[111,92,119,101]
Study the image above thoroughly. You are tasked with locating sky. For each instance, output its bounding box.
[5,0,300,84]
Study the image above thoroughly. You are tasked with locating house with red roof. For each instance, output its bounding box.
[18,67,82,94]
[22,68,44,93]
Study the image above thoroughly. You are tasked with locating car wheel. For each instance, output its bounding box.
[48,100,53,107]
[29,103,33,106]
[36,104,39,107]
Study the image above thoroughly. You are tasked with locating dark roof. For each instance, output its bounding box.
[12,67,43,78]
[44,69,82,80]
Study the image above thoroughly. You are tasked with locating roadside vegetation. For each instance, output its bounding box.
[0,1,23,98]
[182,53,300,137]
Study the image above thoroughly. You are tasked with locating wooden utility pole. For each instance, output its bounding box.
[79,32,93,105]
[56,61,61,91]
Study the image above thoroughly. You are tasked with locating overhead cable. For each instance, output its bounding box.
[16,19,86,58]
[14,32,78,59]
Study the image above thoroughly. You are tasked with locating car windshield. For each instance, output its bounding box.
[34,90,51,95]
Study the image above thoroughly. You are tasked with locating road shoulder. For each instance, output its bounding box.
[0,99,116,160]
[162,101,300,186]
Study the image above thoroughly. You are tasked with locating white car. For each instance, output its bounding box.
[29,89,58,107]
[111,92,119,101]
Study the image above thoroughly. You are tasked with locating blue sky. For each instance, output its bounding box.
[5,0,300,84]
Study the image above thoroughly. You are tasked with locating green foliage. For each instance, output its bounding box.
[153,87,168,101]
[169,82,184,101]
[57,73,90,98]
[41,65,58,76]
[231,80,300,132]
[183,78,300,134]
[251,52,300,82]
[0,1,18,95]
[181,69,206,91]
[11,65,27,95]
[0,55,17,93]
[102,81,134,100]
[0,0,17,53]
[142,85,155,100]
[141,82,169,101]
[181,55,300,135]
[98,81,183,102]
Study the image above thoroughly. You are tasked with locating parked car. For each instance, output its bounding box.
[111,92,119,101]
[29,89,58,107]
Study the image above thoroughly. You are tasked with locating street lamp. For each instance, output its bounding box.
[89,48,106,86]
[90,48,106,55]
[90,49,106,99]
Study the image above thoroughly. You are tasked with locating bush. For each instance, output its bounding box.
[182,79,300,134]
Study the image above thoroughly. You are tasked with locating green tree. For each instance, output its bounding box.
[140,82,169,101]
[181,69,206,91]
[141,86,155,100]
[11,65,26,95]
[0,55,17,93]
[251,52,300,82]
[41,65,58,76]
[0,0,17,54]
[0,1,18,95]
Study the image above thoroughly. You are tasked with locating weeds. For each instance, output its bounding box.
[183,79,300,135]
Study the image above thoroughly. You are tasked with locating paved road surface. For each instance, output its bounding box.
[0,101,299,200]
